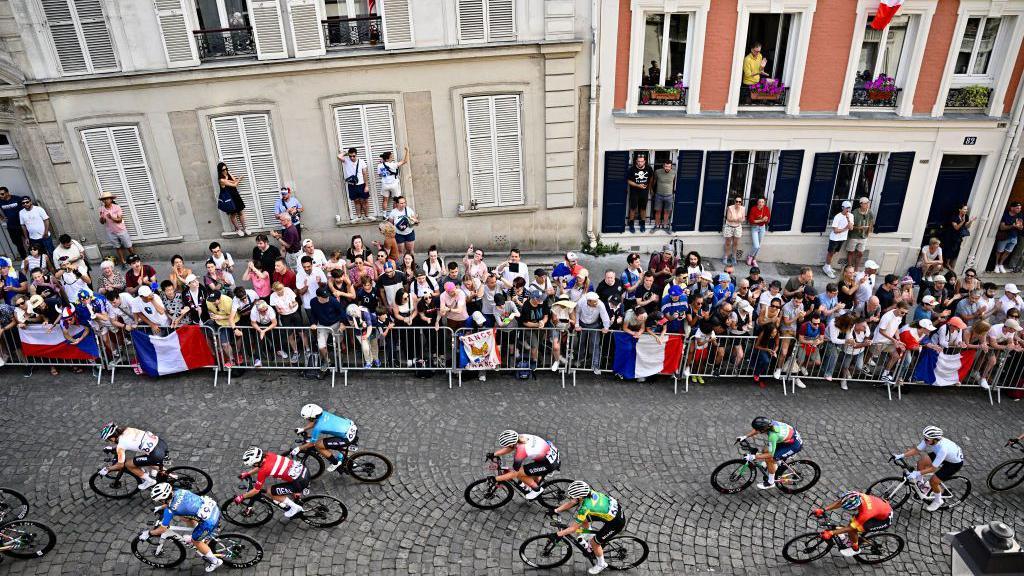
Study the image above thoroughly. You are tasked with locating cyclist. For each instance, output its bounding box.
[141,482,223,572]
[893,425,964,512]
[551,480,623,575]
[234,446,308,518]
[489,429,560,500]
[289,403,357,473]
[736,416,802,490]
[812,490,892,557]
[98,421,165,491]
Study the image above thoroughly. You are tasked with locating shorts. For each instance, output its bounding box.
[933,458,964,481]
[827,239,846,254]
[321,431,357,451]
[133,438,168,467]
[522,329,541,350]
[724,224,743,239]
[271,468,310,496]
[797,346,821,364]
[997,236,1019,253]
[857,513,892,535]
[594,512,626,545]
[628,190,649,212]
[653,195,673,212]
[395,230,415,243]
[347,182,369,201]
[847,237,868,253]
[692,346,710,362]
[108,229,133,249]
[316,322,339,349]
[380,181,402,198]
[280,310,304,328]
[521,454,560,477]
[773,436,802,461]
[216,325,235,343]
[191,509,221,542]
[548,326,569,343]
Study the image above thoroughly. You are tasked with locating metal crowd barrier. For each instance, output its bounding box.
[104,324,221,386]
[678,334,796,395]
[224,325,333,387]
[335,325,455,388]
[453,326,570,388]
[565,328,681,392]
[0,324,104,384]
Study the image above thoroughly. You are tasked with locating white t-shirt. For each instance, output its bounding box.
[131,295,168,326]
[342,157,366,185]
[211,252,234,271]
[53,240,88,275]
[249,306,277,326]
[300,249,328,269]
[987,323,1010,344]
[501,262,530,288]
[378,160,400,185]
[920,245,942,263]
[269,288,299,316]
[758,290,782,313]
[872,309,902,344]
[916,437,963,466]
[295,267,328,309]
[19,206,48,239]
[854,272,876,305]
[829,212,852,242]
[388,207,416,237]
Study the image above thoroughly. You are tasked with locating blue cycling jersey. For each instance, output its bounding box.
[161,489,219,527]
[310,411,355,442]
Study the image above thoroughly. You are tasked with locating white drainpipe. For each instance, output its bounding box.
[585,0,602,248]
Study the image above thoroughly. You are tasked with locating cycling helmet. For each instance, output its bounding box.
[496,430,520,447]
[150,482,173,502]
[300,403,323,420]
[566,481,592,499]
[839,490,862,511]
[751,416,772,432]
[242,446,264,467]
[922,426,943,441]
[99,422,118,441]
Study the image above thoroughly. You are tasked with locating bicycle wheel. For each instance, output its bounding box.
[165,466,212,496]
[131,534,186,568]
[299,495,348,528]
[88,471,139,499]
[603,535,649,570]
[939,476,972,509]
[854,533,904,565]
[0,520,56,559]
[0,488,29,523]
[987,459,1024,492]
[220,497,275,527]
[346,452,393,483]
[782,532,833,564]
[710,459,756,494]
[213,533,264,569]
[536,479,572,510]
[866,477,911,509]
[519,534,573,568]
[464,478,514,510]
[776,460,821,494]
[298,451,325,480]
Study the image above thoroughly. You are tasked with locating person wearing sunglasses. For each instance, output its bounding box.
[873,302,910,383]
[723,196,746,266]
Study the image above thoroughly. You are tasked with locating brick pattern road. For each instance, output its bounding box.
[0,370,1022,575]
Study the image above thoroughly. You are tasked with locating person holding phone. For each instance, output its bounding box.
[496,248,530,290]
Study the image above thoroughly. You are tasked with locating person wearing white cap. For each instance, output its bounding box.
[913,295,939,324]
[130,284,168,334]
[888,318,937,382]
[846,197,874,270]
[549,294,577,371]
[852,260,878,313]
[576,292,610,374]
[980,318,1022,389]
[997,284,1024,323]
[823,201,854,279]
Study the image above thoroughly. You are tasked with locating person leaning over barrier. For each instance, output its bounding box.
[574,292,610,375]
[309,286,345,374]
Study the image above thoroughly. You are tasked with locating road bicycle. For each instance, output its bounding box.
[519,516,649,571]
[987,438,1024,492]
[89,448,212,499]
[867,454,971,510]
[131,518,262,570]
[464,454,571,510]
[710,439,821,494]
[292,431,393,483]
[0,489,28,524]
[0,519,56,560]
[782,511,904,565]
[220,475,347,528]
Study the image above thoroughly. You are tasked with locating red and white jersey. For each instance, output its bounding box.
[254,453,305,490]
[514,434,551,463]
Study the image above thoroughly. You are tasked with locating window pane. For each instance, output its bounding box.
[666,14,688,83]
[643,15,665,85]
[880,16,909,78]
[729,152,749,201]
[751,151,771,200]
[955,18,980,74]
[855,153,880,198]
[858,26,883,81]
[973,17,1001,75]
[832,153,857,216]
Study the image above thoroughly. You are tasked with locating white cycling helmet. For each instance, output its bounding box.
[496,430,519,447]
[300,403,323,420]
[922,426,943,441]
[566,480,592,499]
[150,482,173,502]
[242,446,264,467]
[99,421,118,441]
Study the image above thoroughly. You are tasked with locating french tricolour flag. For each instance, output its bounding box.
[131,325,217,377]
[613,332,684,380]
[871,0,904,30]
[19,325,99,360]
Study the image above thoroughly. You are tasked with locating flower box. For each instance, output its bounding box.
[867,89,894,101]
[749,92,782,102]
[649,91,681,101]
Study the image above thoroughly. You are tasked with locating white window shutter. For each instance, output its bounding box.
[248,0,288,60]
[211,117,260,229]
[365,103,398,200]
[380,0,412,48]
[41,0,87,74]
[42,0,117,74]
[487,0,516,41]
[492,95,523,205]
[333,103,396,220]
[463,96,497,207]
[74,0,117,70]
[211,114,281,230]
[153,0,198,67]
[457,0,485,43]
[286,0,325,57]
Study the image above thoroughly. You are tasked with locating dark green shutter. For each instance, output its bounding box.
[698,151,731,232]
[671,150,703,231]
[874,152,915,233]
[769,150,804,232]
[801,153,841,233]
[600,151,630,233]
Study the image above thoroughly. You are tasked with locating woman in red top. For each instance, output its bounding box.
[747,197,771,266]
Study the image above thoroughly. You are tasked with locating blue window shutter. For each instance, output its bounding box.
[671,150,703,232]
[769,150,804,232]
[874,152,915,233]
[698,151,731,232]
[801,153,841,233]
[601,151,630,233]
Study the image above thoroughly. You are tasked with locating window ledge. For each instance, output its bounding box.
[220,229,273,239]
[458,204,538,217]
[100,235,183,248]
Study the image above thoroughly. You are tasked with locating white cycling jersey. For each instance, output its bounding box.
[916,437,963,467]
[118,427,159,454]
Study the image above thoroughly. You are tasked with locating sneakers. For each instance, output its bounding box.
[772,368,781,379]
[825,375,833,382]
[756,480,776,490]
[551,360,560,372]
[593,368,601,375]
[751,258,758,267]
[840,379,848,390]
[523,486,544,500]
[746,255,754,266]
[204,557,224,572]
[694,375,704,385]
[478,372,487,381]
[138,476,157,490]
[880,372,893,383]
[326,460,344,473]
[628,222,636,234]
[995,264,1006,274]
[799,366,809,376]
[290,352,299,364]
[276,350,289,360]
[823,264,836,278]
[925,496,944,512]
[979,378,991,390]
[639,221,646,233]
[253,358,262,367]
[793,378,806,389]
[839,547,861,557]
[236,229,244,237]
[588,559,608,574]
[682,368,691,380]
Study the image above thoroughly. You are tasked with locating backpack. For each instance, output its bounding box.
[515,355,532,380]
[217,188,238,213]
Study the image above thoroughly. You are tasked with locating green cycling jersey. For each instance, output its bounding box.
[765,421,796,454]
[575,491,620,525]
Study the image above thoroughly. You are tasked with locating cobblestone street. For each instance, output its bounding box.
[0,370,1021,575]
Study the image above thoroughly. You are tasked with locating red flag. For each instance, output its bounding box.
[871,0,904,30]
[368,0,377,13]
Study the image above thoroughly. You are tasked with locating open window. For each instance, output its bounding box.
[947,16,1002,110]
[728,151,778,210]
[828,152,887,223]
[192,0,255,60]
[738,13,795,107]
[637,14,690,108]
[851,15,910,109]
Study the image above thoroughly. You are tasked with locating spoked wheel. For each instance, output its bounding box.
[464,478,514,510]
[987,460,1024,492]
[298,451,325,480]
[710,459,756,494]
[0,489,29,523]
[603,535,649,570]
[776,460,821,494]
[131,534,186,568]
[88,471,140,499]
[518,534,573,568]
[854,533,905,565]
[866,477,911,509]
[220,497,275,527]
[213,533,264,568]
[346,452,393,483]
[0,520,56,559]
[939,477,972,509]
[536,479,572,510]
[165,466,212,496]
[782,532,833,564]
[299,495,347,528]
